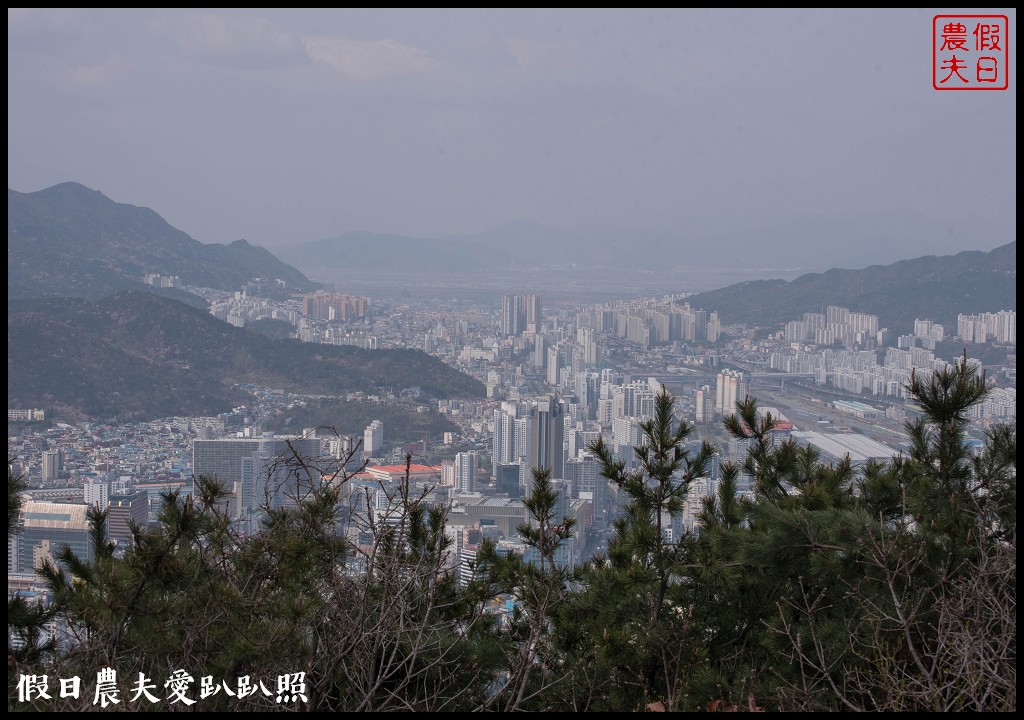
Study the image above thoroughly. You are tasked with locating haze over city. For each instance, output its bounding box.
[8,8,1016,274]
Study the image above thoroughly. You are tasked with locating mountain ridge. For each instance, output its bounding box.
[683,242,1016,333]
[8,290,485,422]
[280,208,1013,276]
[8,182,319,300]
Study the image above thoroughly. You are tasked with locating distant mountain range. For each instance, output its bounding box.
[8,180,1012,421]
[8,182,319,301]
[285,221,639,277]
[8,291,484,422]
[291,231,507,274]
[683,242,1016,333]
[284,209,1013,279]
[6,183,487,423]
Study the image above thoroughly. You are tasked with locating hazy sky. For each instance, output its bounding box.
[7,8,1017,252]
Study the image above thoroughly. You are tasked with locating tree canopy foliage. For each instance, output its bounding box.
[8,358,1015,711]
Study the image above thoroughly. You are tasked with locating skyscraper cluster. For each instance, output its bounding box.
[957,310,1015,345]
[784,306,880,348]
[501,294,542,336]
[301,291,368,322]
[576,302,719,348]
[491,395,564,495]
[912,319,946,350]
[715,370,746,418]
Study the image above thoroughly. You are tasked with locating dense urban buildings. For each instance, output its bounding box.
[10,279,1015,590]
[301,291,368,322]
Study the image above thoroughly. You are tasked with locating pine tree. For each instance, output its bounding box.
[696,355,1016,711]
[8,465,59,681]
[9,358,1012,712]
[475,466,577,711]
[550,386,716,711]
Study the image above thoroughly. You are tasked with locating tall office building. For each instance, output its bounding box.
[495,463,523,497]
[193,434,321,513]
[526,396,564,494]
[525,294,542,333]
[240,447,275,510]
[107,490,149,547]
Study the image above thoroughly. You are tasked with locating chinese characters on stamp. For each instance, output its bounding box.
[934,15,1009,90]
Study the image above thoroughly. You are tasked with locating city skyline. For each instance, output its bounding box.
[8,9,1016,711]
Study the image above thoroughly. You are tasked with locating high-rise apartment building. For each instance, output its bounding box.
[546,345,562,386]
[492,406,522,471]
[41,449,63,483]
[695,387,708,423]
[301,292,367,322]
[84,478,109,509]
[501,294,525,336]
[454,451,478,494]
[525,294,542,333]
[714,370,745,417]
[707,311,721,342]
[501,293,542,336]
[957,310,1016,345]
[363,420,384,456]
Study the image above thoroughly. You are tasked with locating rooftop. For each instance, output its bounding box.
[20,500,90,530]
[791,431,900,465]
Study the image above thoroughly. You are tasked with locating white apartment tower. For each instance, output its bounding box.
[363,420,384,455]
[84,478,110,510]
[454,451,478,493]
[715,370,744,417]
